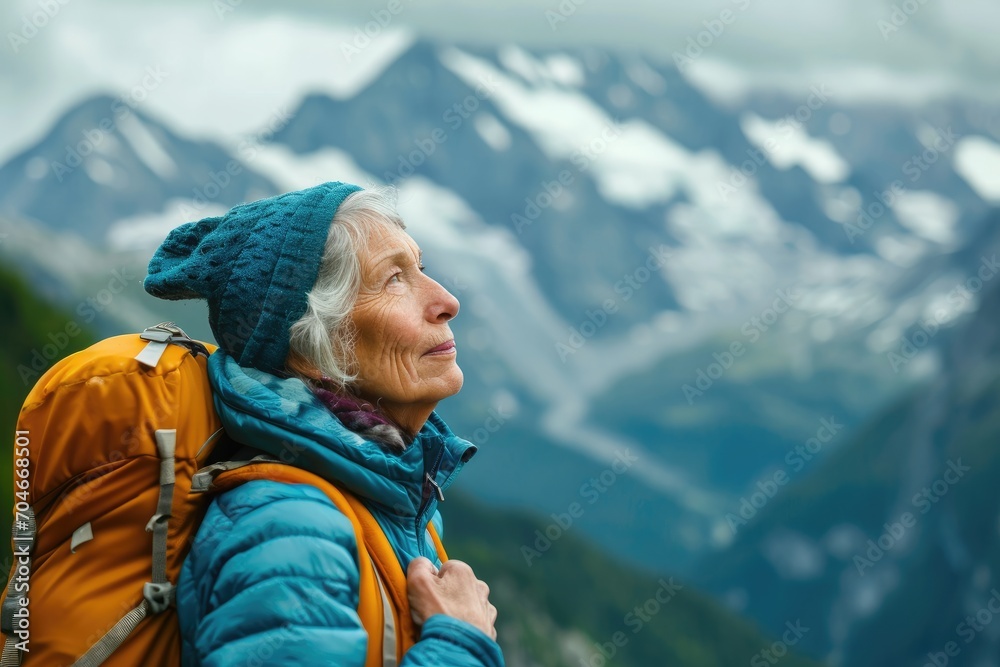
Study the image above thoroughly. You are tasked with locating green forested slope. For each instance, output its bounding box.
[0,264,96,570]
[444,491,822,666]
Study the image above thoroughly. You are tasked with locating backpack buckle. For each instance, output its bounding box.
[143,581,175,614]
[138,323,211,366]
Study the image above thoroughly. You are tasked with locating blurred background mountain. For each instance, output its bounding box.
[1,1,998,665]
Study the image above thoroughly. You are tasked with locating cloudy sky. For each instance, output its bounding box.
[0,0,996,162]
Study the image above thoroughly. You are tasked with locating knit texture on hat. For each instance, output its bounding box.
[144,181,363,375]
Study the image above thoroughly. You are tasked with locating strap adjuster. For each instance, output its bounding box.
[143,582,174,614]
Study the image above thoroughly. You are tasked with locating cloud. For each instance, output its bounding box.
[0,1,413,160]
[0,0,995,163]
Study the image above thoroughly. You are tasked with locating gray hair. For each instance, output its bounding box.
[285,185,405,391]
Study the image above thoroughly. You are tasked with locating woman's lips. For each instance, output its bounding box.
[424,339,456,356]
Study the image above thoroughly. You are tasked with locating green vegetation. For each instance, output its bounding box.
[445,490,823,666]
[0,264,96,570]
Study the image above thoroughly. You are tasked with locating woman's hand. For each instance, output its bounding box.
[407,557,498,640]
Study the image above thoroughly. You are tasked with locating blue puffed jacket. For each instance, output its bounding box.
[176,350,505,666]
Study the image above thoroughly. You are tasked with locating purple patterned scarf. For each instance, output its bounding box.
[309,380,408,452]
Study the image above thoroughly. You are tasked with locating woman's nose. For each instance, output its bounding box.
[427,277,460,322]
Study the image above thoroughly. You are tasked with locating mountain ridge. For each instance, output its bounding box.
[2,39,998,582]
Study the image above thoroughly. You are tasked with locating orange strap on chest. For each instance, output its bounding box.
[211,463,447,667]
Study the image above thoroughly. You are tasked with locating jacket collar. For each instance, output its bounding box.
[207,350,477,516]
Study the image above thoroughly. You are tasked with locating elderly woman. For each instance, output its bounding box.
[143,181,502,666]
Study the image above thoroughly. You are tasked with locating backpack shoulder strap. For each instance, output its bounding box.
[209,463,446,667]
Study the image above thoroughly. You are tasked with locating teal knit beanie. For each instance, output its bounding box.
[143,181,363,375]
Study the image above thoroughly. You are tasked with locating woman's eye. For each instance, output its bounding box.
[418,264,426,273]
[387,272,402,285]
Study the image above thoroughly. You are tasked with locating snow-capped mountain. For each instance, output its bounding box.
[0,94,278,238]
[2,38,999,579]
[693,222,1000,665]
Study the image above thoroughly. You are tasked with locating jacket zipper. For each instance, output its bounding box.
[414,444,446,558]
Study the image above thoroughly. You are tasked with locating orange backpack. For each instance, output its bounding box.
[0,324,444,667]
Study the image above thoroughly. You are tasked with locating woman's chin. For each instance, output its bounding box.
[441,364,465,398]
[434,365,464,400]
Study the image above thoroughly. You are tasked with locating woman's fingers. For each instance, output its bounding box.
[407,556,438,579]
[406,558,498,640]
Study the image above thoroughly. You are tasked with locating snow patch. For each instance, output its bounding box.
[497,45,546,84]
[821,186,862,223]
[473,113,512,151]
[107,199,229,251]
[874,234,927,268]
[497,46,584,88]
[740,112,850,183]
[954,135,1000,202]
[440,46,740,209]
[543,54,586,87]
[865,273,974,353]
[680,59,752,107]
[890,190,959,245]
[117,114,177,179]
[84,157,116,186]
[248,144,377,192]
[761,530,825,580]
[396,177,532,278]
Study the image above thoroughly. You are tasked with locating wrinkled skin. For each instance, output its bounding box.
[350,225,464,435]
[350,224,497,639]
[408,557,498,641]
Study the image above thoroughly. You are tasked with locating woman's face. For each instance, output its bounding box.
[349,223,463,425]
